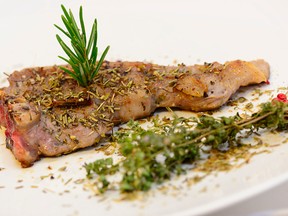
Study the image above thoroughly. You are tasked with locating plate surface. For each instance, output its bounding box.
[1,1,288,216]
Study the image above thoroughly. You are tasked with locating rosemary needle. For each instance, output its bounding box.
[55,5,110,87]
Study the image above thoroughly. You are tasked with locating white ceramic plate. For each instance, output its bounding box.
[1,1,288,216]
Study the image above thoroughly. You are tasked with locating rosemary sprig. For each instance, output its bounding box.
[85,101,288,193]
[55,5,110,87]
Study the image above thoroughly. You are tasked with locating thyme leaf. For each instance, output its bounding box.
[85,101,288,194]
[55,5,110,87]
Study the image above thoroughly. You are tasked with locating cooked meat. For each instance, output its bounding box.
[0,59,270,167]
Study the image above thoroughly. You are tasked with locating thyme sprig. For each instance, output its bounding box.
[85,101,288,194]
[55,5,109,87]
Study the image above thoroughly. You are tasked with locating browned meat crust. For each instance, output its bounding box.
[0,59,270,167]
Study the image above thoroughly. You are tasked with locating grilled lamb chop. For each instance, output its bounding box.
[0,59,270,167]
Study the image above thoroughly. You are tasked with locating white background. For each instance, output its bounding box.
[1,1,288,215]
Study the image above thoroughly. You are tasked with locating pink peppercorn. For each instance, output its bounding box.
[273,93,288,103]
[277,93,287,101]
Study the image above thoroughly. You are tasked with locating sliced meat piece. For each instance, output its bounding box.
[0,59,270,167]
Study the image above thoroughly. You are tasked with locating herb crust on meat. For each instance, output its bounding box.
[0,59,270,167]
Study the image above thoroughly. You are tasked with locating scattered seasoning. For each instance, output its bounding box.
[42,188,55,194]
[282,137,288,144]
[40,173,54,180]
[58,166,67,172]
[185,175,208,187]
[227,96,247,106]
[64,178,73,185]
[95,142,117,156]
[74,179,85,184]
[245,102,254,110]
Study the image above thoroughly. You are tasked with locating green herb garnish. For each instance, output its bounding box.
[85,101,288,193]
[55,5,110,87]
